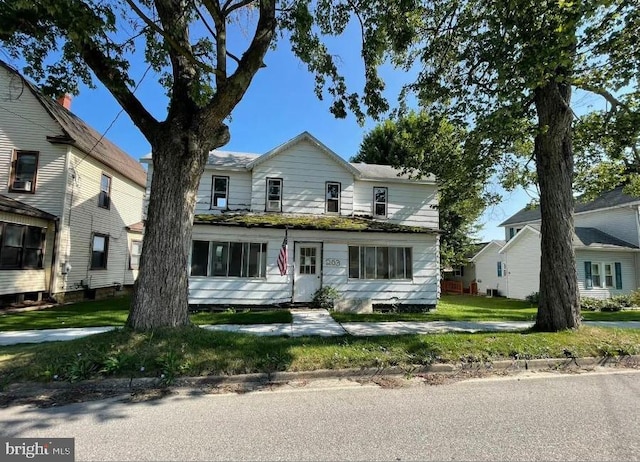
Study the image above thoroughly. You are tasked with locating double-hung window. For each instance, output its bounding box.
[326,182,340,214]
[130,240,142,270]
[10,151,38,193]
[266,178,282,212]
[211,176,229,209]
[348,246,412,280]
[373,187,388,218]
[0,223,45,269]
[91,233,109,269]
[191,241,267,278]
[98,173,111,209]
[585,261,622,290]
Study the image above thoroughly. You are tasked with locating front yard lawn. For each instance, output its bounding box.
[331,294,640,323]
[0,297,292,331]
[1,326,638,386]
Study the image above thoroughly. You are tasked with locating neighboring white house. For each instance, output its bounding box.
[496,187,640,300]
[0,61,146,303]
[468,240,506,296]
[142,132,440,312]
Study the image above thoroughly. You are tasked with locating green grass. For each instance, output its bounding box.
[1,326,639,386]
[331,295,640,323]
[0,297,292,331]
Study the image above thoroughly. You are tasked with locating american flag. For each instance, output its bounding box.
[277,229,288,276]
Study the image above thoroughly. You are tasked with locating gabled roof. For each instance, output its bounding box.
[141,132,437,185]
[470,240,505,262]
[0,61,147,188]
[246,131,362,176]
[500,223,638,254]
[350,163,436,184]
[0,195,57,221]
[500,186,640,227]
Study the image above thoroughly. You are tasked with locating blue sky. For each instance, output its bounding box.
[14,22,602,242]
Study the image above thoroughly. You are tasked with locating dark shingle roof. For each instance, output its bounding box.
[0,195,57,220]
[526,223,637,249]
[573,227,638,249]
[1,61,147,187]
[500,186,640,226]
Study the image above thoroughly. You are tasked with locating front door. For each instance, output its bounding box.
[293,242,322,302]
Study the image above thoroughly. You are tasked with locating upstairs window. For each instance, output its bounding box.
[373,187,388,217]
[497,261,503,277]
[91,233,109,269]
[326,182,341,214]
[10,151,38,193]
[266,178,282,212]
[98,173,111,209]
[130,240,142,270]
[0,223,45,269]
[211,176,229,209]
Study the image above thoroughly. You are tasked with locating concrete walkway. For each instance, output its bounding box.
[1,312,639,346]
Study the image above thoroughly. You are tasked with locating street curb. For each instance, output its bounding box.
[2,355,639,402]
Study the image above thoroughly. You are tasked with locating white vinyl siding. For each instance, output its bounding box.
[250,140,355,215]
[55,150,144,292]
[353,181,438,228]
[0,212,55,295]
[189,226,438,306]
[195,170,252,213]
[500,228,541,300]
[474,243,505,295]
[0,66,68,216]
[574,207,639,247]
[577,250,636,299]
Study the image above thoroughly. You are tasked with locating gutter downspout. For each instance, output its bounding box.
[50,146,73,300]
[47,218,60,300]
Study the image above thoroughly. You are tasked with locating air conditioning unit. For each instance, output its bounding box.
[267,200,281,211]
[12,180,32,192]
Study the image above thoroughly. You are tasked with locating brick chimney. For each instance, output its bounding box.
[56,94,72,110]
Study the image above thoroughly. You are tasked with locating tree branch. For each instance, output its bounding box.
[222,0,258,15]
[78,40,159,137]
[202,0,276,124]
[127,0,218,76]
[576,82,632,114]
[194,5,242,65]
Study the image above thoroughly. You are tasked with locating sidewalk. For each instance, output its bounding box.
[1,311,639,346]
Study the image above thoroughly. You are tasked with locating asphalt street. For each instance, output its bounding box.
[1,370,639,461]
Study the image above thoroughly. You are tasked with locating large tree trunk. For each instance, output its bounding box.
[126,126,220,330]
[533,80,581,331]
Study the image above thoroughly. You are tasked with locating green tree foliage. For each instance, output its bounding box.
[352,112,498,268]
[365,0,639,331]
[0,0,416,329]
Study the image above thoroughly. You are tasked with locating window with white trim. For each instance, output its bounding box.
[211,176,229,208]
[191,241,267,278]
[453,266,464,277]
[373,187,388,217]
[326,182,340,214]
[130,240,142,270]
[584,261,622,290]
[348,246,412,280]
[266,178,282,212]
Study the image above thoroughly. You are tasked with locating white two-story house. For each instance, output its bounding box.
[142,132,440,312]
[0,61,146,304]
[495,187,640,300]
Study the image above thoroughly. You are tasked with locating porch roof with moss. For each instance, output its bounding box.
[194,213,439,234]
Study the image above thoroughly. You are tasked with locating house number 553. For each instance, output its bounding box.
[325,258,340,266]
